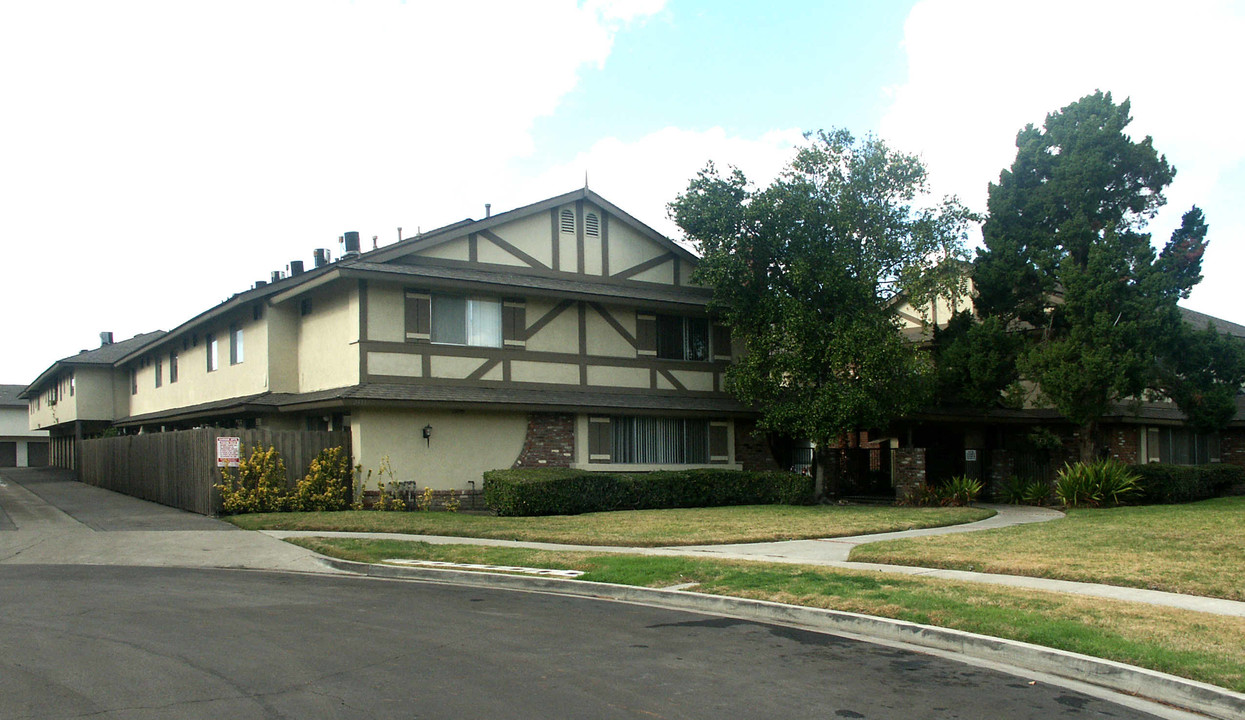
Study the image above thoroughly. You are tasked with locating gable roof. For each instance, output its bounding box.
[21,331,168,398]
[1179,307,1245,339]
[364,187,698,266]
[0,384,29,408]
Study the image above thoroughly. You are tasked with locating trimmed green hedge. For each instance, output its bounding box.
[1132,463,1244,504]
[482,467,814,517]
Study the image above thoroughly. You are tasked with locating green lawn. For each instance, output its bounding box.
[849,496,1245,601]
[288,537,1245,693]
[225,504,993,546]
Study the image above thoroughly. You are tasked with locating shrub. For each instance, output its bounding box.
[997,475,1026,504]
[941,475,983,506]
[1054,459,1140,508]
[482,468,814,517]
[1021,478,1051,506]
[217,445,290,514]
[904,475,982,507]
[1133,463,1244,504]
[290,446,352,511]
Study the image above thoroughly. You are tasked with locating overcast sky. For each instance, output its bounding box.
[3,0,1243,384]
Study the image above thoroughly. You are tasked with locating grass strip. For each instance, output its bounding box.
[289,537,1245,693]
[226,504,993,546]
[849,496,1245,601]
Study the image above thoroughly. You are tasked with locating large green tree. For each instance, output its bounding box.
[971,92,1242,458]
[669,130,974,498]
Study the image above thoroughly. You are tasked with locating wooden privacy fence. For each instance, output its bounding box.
[78,428,351,515]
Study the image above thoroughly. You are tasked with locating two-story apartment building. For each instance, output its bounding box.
[1,385,48,467]
[23,189,777,491]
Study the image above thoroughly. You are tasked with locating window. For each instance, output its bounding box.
[69,373,74,397]
[656,315,709,361]
[431,295,502,347]
[230,323,244,365]
[155,358,163,388]
[1145,427,1220,465]
[300,298,313,316]
[130,368,138,395]
[206,333,219,372]
[169,350,179,383]
[613,417,709,464]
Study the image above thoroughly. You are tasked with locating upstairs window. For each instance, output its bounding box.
[130,368,138,395]
[431,295,502,347]
[230,323,244,365]
[656,315,709,361]
[155,358,163,388]
[69,373,74,397]
[206,333,219,372]
[169,350,179,383]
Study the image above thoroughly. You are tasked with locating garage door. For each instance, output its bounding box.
[0,442,15,467]
[26,441,49,467]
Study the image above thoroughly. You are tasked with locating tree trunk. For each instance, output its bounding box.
[1078,420,1098,463]
[814,444,838,502]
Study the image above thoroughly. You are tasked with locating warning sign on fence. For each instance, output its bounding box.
[217,436,241,468]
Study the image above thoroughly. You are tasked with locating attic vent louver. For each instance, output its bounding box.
[586,212,600,238]
[559,209,574,234]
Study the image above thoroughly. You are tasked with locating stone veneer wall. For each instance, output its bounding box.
[893,448,926,504]
[733,420,783,472]
[511,412,575,468]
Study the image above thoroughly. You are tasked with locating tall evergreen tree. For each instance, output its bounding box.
[970,92,1241,458]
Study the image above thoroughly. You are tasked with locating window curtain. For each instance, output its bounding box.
[612,417,709,464]
[467,298,502,348]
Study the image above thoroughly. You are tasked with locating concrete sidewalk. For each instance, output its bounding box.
[6,466,1243,617]
[261,501,1245,618]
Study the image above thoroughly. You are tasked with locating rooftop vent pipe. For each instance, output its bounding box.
[100,331,114,346]
[289,260,305,276]
[313,248,330,267]
[271,270,283,284]
[485,203,491,218]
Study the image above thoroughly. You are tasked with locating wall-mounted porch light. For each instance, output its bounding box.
[422,424,433,447]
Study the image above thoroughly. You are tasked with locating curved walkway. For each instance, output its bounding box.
[262,503,1245,618]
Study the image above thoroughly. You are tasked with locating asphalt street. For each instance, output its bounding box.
[1,564,1166,720]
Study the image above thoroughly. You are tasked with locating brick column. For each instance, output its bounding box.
[734,420,783,471]
[511,413,575,468]
[893,448,926,504]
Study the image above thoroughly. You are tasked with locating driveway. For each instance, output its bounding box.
[0,467,335,573]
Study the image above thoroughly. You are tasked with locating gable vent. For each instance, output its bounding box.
[559,208,575,234]
[586,212,600,238]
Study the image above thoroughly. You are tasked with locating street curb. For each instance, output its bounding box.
[323,557,1245,720]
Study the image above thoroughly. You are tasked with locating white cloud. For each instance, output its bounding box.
[526,126,803,240]
[0,0,666,382]
[880,0,1245,321]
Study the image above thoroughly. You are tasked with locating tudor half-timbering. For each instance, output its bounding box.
[25,189,774,490]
